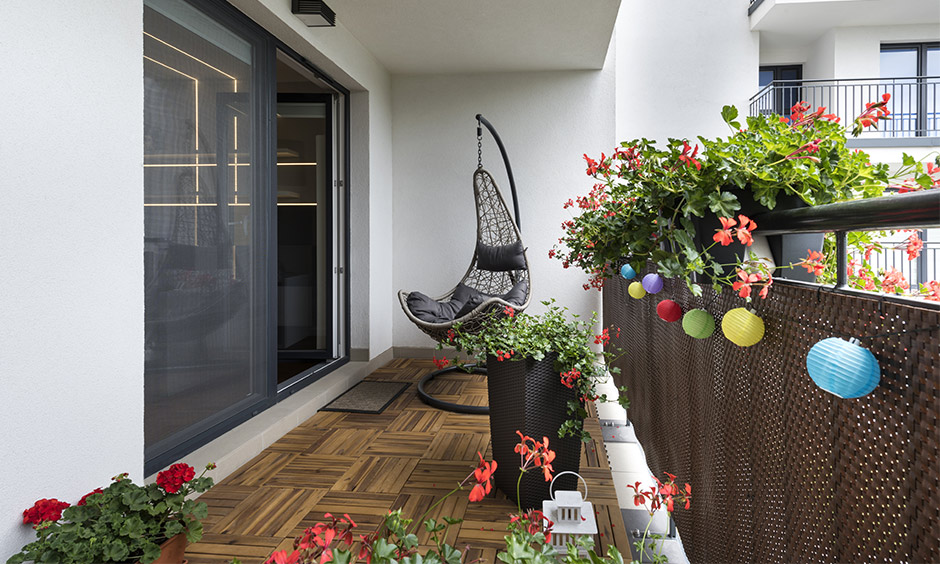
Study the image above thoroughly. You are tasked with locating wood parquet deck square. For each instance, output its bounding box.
[186,358,626,563]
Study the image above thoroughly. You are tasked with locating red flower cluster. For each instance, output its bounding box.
[494,349,514,361]
[799,249,826,276]
[77,488,104,507]
[503,306,515,318]
[923,280,940,302]
[156,463,195,494]
[781,101,840,127]
[560,369,581,389]
[594,327,611,345]
[509,509,554,543]
[22,498,70,527]
[432,355,450,370]
[267,513,358,564]
[713,214,756,247]
[882,268,910,294]
[469,451,497,502]
[514,431,556,481]
[732,269,773,300]
[677,141,701,170]
[626,472,692,516]
[853,93,891,135]
[906,233,924,260]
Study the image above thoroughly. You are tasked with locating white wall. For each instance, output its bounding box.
[391,58,616,348]
[616,0,759,143]
[0,1,144,557]
[229,0,395,358]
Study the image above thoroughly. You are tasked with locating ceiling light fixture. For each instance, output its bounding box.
[291,0,336,27]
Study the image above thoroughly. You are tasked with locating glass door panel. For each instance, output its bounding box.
[143,0,268,469]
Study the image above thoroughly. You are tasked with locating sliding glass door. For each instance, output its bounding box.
[143,0,273,472]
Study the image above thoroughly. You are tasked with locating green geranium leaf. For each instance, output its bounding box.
[707,191,741,217]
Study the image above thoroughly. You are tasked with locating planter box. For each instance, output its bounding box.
[486,353,581,511]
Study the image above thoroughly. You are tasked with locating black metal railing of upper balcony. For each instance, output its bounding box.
[749,76,940,139]
[753,189,940,308]
[748,0,766,15]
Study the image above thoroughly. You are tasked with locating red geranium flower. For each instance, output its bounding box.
[23,498,70,527]
[469,451,497,502]
[713,216,736,246]
[156,463,196,494]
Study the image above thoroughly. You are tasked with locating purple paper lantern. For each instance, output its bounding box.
[642,273,664,294]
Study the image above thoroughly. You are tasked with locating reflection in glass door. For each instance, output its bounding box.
[275,89,334,385]
[143,0,270,473]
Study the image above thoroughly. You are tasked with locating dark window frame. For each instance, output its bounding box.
[881,42,939,137]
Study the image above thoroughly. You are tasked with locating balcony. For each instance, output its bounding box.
[750,76,940,145]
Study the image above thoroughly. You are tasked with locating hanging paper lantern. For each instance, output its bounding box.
[806,337,880,398]
[642,273,664,294]
[628,281,646,299]
[721,308,764,347]
[620,264,637,280]
[657,300,682,322]
[682,308,715,339]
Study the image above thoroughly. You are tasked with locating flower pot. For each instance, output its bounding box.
[147,533,187,564]
[485,352,581,511]
[693,188,810,282]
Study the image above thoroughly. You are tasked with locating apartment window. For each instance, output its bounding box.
[880,43,939,136]
[758,65,802,116]
[143,0,348,474]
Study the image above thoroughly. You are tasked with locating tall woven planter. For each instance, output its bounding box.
[486,352,581,511]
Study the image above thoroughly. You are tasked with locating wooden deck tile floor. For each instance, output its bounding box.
[187,358,629,563]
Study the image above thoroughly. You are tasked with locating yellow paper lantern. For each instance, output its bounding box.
[628,281,647,299]
[721,307,764,347]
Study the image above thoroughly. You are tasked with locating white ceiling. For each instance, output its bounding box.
[751,0,940,52]
[327,0,621,74]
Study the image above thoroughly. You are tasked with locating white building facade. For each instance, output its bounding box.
[0,0,935,556]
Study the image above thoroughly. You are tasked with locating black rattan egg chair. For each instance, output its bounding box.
[398,115,531,414]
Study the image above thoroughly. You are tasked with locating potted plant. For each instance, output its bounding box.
[437,300,626,511]
[8,463,216,564]
[551,97,933,296]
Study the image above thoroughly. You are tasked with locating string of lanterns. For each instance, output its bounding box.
[617,264,900,399]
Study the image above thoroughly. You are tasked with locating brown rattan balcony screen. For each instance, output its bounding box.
[605,274,939,563]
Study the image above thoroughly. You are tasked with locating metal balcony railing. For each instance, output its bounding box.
[749,76,940,138]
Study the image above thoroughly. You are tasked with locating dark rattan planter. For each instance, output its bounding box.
[486,352,581,511]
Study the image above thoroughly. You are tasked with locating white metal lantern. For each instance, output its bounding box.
[542,471,598,555]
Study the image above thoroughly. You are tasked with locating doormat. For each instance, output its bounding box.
[320,381,410,414]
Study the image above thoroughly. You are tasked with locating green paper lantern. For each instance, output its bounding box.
[721,307,764,347]
[682,309,715,339]
[628,281,646,299]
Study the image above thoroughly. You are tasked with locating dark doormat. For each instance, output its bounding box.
[320,381,411,414]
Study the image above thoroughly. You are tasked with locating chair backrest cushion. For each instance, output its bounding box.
[476,241,526,271]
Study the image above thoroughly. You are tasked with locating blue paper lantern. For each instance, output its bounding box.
[806,337,880,398]
[620,264,637,280]
[642,273,664,294]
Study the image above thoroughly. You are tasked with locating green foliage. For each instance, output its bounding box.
[8,466,215,564]
[550,103,923,294]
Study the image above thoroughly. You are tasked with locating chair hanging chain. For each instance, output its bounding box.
[477,121,483,169]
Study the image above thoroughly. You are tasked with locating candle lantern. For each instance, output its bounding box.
[542,471,598,556]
